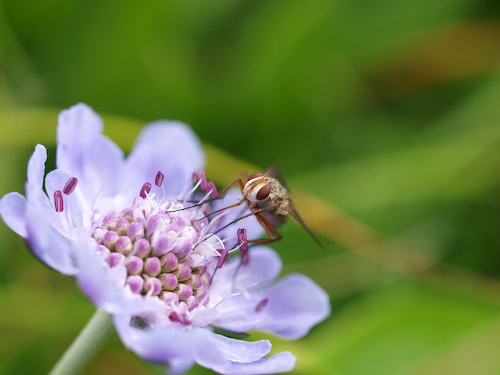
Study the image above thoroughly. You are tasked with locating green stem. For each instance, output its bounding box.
[49,309,113,375]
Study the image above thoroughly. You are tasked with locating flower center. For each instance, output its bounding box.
[91,197,216,314]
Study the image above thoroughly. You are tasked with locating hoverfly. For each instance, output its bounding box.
[208,166,324,248]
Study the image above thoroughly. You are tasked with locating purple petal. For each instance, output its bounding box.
[56,103,125,204]
[113,315,203,368]
[216,274,330,340]
[23,146,77,275]
[210,247,282,300]
[210,333,272,362]
[0,192,27,237]
[123,122,205,199]
[198,332,296,375]
[24,196,77,275]
[212,190,264,249]
[200,352,296,375]
[27,144,47,190]
[25,145,64,230]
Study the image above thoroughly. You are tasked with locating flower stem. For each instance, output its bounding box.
[49,309,113,375]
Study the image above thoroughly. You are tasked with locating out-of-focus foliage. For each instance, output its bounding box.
[1,0,500,374]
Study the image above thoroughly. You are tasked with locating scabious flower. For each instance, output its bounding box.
[0,104,330,374]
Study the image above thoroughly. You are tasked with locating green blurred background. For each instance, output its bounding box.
[1,0,500,374]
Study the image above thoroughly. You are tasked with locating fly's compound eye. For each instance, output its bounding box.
[256,183,271,200]
[248,172,264,180]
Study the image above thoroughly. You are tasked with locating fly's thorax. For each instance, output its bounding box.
[267,176,290,215]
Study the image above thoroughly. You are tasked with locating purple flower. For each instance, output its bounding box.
[0,104,330,374]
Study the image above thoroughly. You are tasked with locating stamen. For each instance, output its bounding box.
[63,177,78,195]
[139,182,152,198]
[155,171,164,187]
[192,170,218,199]
[216,248,228,269]
[54,190,64,212]
[256,298,269,312]
[237,228,249,265]
[207,181,218,199]
[192,171,208,191]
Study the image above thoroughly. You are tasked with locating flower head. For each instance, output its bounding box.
[0,104,330,374]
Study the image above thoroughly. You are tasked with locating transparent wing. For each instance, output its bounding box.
[286,200,325,249]
[265,165,289,189]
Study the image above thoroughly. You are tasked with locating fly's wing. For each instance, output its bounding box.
[265,166,289,189]
[266,165,324,248]
[287,200,325,249]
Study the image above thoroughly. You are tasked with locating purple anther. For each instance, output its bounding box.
[187,274,203,289]
[63,177,78,195]
[186,296,199,311]
[151,233,170,256]
[144,257,161,277]
[96,245,110,259]
[139,182,152,198]
[160,291,179,305]
[115,236,133,255]
[175,283,193,300]
[126,256,144,275]
[190,219,203,233]
[161,252,178,272]
[155,171,164,187]
[237,228,249,265]
[194,171,208,190]
[194,285,208,300]
[108,252,125,268]
[207,181,218,199]
[144,277,162,296]
[127,275,144,294]
[115,218,130,236]
[216,248,229,269]
[133,239,150,258]
[174,263,192,282]
[127,222,145,240]
[54,190,64,212]
[103,231,119,250]
[255,298,269,312]
[159,273,178,290]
